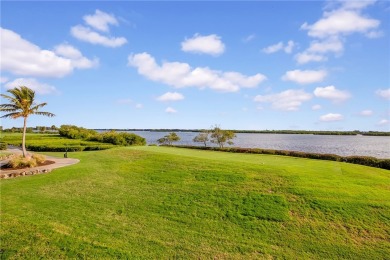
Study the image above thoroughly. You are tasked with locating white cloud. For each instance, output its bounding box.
[54,44,98,69]
[254,89,312,111]
[157,92,184,102]
[359,110,373,116]
[296,37,343,64]
[376,88,390,100]
[165,107,177,114]
[295,52,327,64]
[314,85,351,102]
[284,40,295,53]
[320,113,344,122]
[71,25,127,48]
[0,77,8,84]
[5,78,58,95]
[301,9,380,39]
[307,37,344,53]
[282,69,327,84]
[339,0,376,10]
[83,10,118,32]
[262,42,283,54]
[297,2,381,64]
[262,40,295,54]
[0,28,96,78]
[312,104,322,110]
[365,30,384,39]
[378,119,390,126]
[128,52,266,92]
[243,34,256,43]
[135,103,143,109]
[181,34,225,56]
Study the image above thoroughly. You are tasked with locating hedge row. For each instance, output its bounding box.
[170,145,390,170]
[59,125,146,146]
[25,144,114,152]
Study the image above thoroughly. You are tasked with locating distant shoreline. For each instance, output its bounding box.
[94,129,390,136]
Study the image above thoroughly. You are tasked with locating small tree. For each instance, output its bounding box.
[157,132,180,145]
[210,126,236,148]
[193,132,209,147]
[0,86,55,157]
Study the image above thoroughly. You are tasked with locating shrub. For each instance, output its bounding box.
[8,155,37,168]
[0,142,7,150]
[32,154,46,164]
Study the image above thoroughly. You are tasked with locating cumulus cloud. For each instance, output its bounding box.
[0,28,96,77]
[376,88,390,100]
[297,1,381,64]
[284,40,295,53]
[359,110,373,116]
[254,89,312,111]
[181,34,225,56]
[301,9,380,39]
[295,52,327,64]
[71,25,127,47]
[320,113,344,122]
[377,119,389,126]
[165,107,177,114]
[262,42,283,54]
[54,44,99,69]
[128,52,266,92]
[312,104,322,110]
[71,10,127,47]
[282,69,327,84]
[4,78,58,95]
[314,85,351,102]
[83,9,118,32]
[157,92,184,102]
[262,40,295,54]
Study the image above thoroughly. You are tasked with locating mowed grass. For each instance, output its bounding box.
[1,146,389,259]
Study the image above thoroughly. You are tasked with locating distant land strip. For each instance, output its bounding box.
[94,129,390,136]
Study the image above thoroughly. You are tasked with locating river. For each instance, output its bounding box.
[123,131,390,159]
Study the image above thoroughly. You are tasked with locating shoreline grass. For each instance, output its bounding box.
[1,146,389,258]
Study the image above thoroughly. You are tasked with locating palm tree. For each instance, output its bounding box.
[0,86,55,157]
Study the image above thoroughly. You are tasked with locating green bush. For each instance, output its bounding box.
[0,142,7,150]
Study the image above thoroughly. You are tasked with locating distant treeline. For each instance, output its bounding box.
[95,129,390,136]
[170,145,390,170]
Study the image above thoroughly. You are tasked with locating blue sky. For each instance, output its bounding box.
[1,1,389,131]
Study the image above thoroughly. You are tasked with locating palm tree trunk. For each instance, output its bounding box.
[22,117,27,157]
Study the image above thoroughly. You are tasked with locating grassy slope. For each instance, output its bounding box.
[1,146,389,259]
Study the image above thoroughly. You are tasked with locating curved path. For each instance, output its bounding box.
[1,147,80,175]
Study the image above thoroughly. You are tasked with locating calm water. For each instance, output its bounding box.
[125,131,390,159]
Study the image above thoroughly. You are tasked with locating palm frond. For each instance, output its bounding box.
[33,111,55,117]
[1,86,54,120]
[30,103,47,111]
[0,108,18,113]
[1,112,23,119]
[0,104,19,109]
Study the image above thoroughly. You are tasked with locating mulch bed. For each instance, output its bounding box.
[1,160,55,171]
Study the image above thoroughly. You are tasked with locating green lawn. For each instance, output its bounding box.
[1,146,389,259]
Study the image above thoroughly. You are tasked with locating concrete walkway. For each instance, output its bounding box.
[1,147,80,175]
